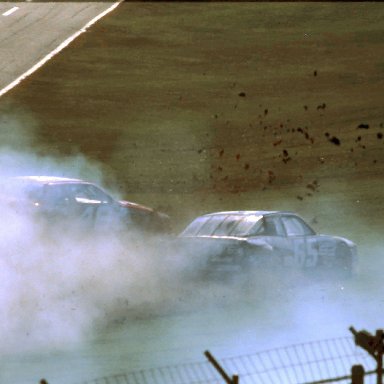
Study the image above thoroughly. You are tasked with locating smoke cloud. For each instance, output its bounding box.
[1,108,383,384]
[0,111,183,353]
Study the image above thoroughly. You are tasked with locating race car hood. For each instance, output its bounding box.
[118,200,171,234]
[118,199,155,213]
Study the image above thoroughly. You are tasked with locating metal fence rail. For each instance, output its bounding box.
[80,336,377,384]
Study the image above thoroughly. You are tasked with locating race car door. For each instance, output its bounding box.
[279,215,320,269]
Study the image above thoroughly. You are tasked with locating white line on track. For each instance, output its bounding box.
[0,1,123,98]
[2,6,19,16]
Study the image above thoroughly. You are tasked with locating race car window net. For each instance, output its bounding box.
[281,216,315,236]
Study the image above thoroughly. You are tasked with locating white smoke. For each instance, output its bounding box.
[1,110,383,384]
[0,190,185,352]
[0,112,182,353]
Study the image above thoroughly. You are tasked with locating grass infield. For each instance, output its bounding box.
[1,2,383,237]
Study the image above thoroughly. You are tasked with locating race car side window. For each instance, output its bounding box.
[260,216,285,236]
[281,216,315,236]
[262,217,278,235]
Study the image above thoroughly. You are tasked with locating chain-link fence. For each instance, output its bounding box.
[79,336,377,384]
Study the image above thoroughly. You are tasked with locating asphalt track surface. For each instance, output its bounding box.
[1,4,383,384]
[0,2,121,97]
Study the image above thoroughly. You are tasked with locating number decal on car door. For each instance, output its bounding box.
[293,239,306,266]
[304,239,318,268]
[293,238,318,268]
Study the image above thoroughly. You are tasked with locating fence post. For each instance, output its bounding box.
[351,365,364,384]
[376,330,383,384]
[204,350,239,384]
[350,327,384,384]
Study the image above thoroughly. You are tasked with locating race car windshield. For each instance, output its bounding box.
[180,217,209,236]
[42,183,114,206]
[0,179,44,202]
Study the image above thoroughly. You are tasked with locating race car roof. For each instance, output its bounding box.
[200,210,294,217]
[10,176,84,184]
